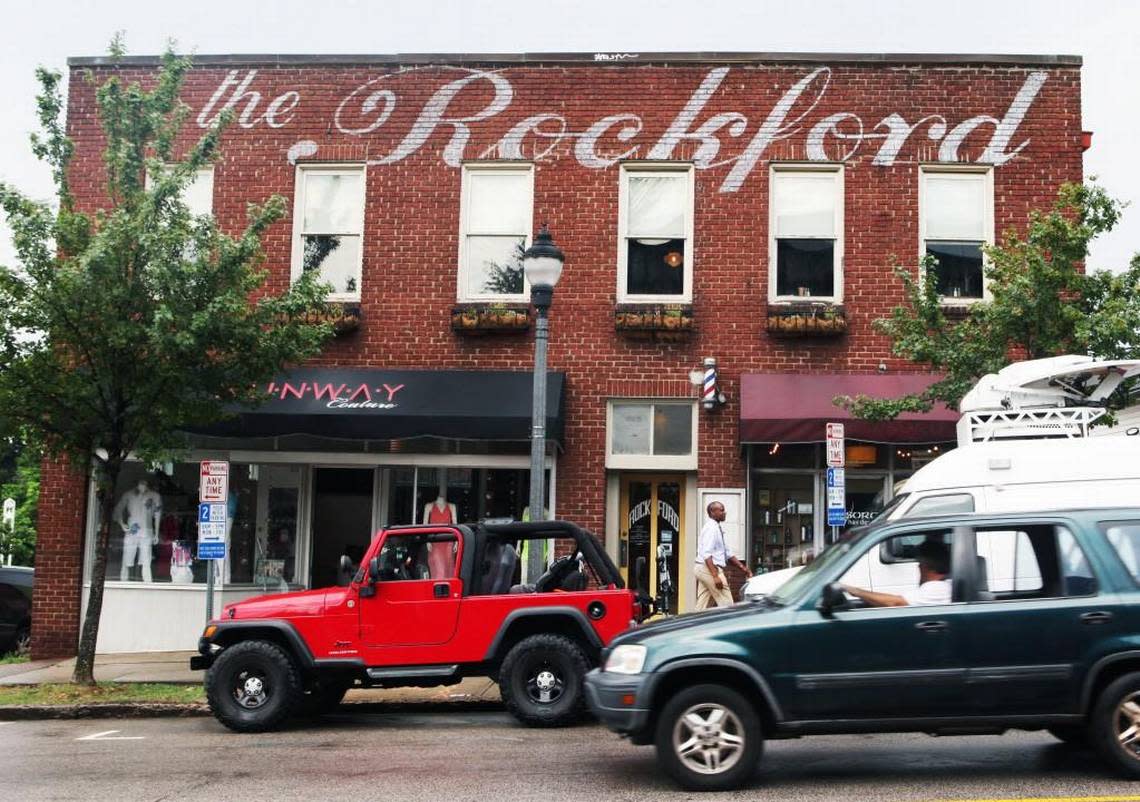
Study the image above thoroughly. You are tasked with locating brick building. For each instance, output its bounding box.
[32,51,1083,657]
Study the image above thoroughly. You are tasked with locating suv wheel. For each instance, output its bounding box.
[499,634,589,727]
[1092,672,1140,777]
[205,640,304,733]
[655,684,762,792]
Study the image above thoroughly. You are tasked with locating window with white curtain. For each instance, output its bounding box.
[458,164,534,301]
[618,165,694,302]
[769,166,843,302]
[291,165,366,301]
[920,167,993,301]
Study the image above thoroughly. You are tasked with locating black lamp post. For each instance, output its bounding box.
[522,224,565,581]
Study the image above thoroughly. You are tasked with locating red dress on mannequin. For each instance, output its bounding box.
[427,501,456,577]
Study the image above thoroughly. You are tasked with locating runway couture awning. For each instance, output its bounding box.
[195,369,567,446]
[740,373,959,444]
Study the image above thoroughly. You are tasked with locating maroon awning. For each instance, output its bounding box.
[740,373,959,444]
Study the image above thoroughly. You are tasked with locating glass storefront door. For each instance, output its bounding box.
[310,467,375,589]
[619,475,686,613]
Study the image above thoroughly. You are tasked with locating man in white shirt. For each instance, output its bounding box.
[842,540,952,607]
[695,501,752,610]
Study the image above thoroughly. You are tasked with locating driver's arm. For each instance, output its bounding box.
[840,584,908,607]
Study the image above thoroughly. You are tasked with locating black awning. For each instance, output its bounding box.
[196,369,566,446]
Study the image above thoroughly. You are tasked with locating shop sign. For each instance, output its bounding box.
[826,422,845,467]
[199,461,229,502]
[826,467,847,527]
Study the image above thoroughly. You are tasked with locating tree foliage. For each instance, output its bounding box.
[839,182,1140,420]
[0,39,335,681]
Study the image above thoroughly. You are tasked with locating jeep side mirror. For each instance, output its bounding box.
[817,582,848,619]
[368,557,381,582]
[359,557,381,599]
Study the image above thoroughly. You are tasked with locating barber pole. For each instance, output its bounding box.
[702,357,718,410]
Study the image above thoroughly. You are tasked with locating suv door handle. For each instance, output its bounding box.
[915,620,948,632]
[1081,611,1114,625]
[433,582,450,598]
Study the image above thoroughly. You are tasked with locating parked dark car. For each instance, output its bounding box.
[586,508,1140,791]
[0,565,32,657]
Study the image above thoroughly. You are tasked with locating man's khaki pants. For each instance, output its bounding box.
[695,562,734,610]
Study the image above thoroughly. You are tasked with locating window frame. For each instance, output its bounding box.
[290,163,367,303]
[1098,519,1140,587]
[918,164,995,304]
[768,163,845,305]
[605,399,698,471]
[144,165,215,217]
[456,162,535,303]
[616,162,696,304]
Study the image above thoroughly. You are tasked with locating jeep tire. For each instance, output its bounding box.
[654,683,763,792]
[205,640,304,733]
[499,633,589,727]
[1091,671,1140,778]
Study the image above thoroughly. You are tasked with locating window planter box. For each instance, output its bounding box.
[298,302,362,336]
[614,304,695,343]
[451,304,531,335]
[766,303,847,337]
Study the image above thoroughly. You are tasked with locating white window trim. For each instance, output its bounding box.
[605,399,699,471]
[918,164,995,304]
[457,162,535,303]
[767,163,845,305]
[144,165,215,216]
[290,163,367,303]
[617,163,695,304]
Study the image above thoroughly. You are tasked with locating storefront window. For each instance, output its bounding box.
[751,443,817,470]
[384,466,550,526]
[751,474,815,573]
[101,461,299,587]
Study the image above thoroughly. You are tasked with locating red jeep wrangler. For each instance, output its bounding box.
[191,521,648,731]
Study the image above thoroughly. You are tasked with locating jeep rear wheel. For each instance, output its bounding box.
[1091,671,1140,778]
[655,684,762,792]
[205,640,304,733]
[499,634,589,727]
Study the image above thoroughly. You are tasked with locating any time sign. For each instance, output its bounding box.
[199,461,229,503]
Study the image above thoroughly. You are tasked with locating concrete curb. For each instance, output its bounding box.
[0,698,507,721]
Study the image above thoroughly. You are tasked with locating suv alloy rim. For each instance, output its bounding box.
[234,669,270,710]
[672,703,746,775]
[1115,692,1140,756]
[526,663,565,705]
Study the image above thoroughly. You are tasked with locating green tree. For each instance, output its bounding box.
[0,445,39,566]
[838,183,1140,420]
[0,40,335,683]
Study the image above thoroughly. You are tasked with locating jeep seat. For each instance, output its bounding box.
[535,554,579,593]
[482,541,518,595]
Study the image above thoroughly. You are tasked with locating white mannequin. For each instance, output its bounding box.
[113,479,162,582]
[423,492,458,526]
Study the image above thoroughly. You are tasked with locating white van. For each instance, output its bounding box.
[742,431,1140,601]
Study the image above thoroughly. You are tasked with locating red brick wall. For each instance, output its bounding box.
[30,456,88,659]
[34,56,1081,653]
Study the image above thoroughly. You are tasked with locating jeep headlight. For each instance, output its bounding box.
[604,644,647,675]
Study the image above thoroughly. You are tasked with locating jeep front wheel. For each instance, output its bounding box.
[205,640,304,733]
[655,683,762,792]
[499,633,589,727]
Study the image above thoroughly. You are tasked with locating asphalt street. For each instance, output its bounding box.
[2,710,1138,802]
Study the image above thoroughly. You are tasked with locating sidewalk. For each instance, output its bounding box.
[0,651,501,704]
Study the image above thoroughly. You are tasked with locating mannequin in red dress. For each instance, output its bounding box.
[424,490,458,578]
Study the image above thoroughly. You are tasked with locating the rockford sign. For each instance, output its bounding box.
[195,65,1051,193]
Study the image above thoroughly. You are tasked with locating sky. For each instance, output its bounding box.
[1,0,1137,273]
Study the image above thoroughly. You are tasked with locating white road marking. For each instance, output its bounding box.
[76,729,145,741]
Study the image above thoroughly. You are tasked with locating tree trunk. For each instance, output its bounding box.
[72,461,121,685]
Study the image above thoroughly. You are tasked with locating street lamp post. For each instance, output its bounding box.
[522,224,565,582]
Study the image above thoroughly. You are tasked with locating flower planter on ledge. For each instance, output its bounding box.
[299,302,362,336]
[614,304,695,343]
[451,304,531,335]
[766,303,847,337]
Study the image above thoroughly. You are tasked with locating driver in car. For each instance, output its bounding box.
[841,540,951,607]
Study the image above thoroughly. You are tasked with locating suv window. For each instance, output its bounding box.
[1101,519,1140,583]
[377,533,459,581]
[974,525,1095,600]
[905,493,975,518]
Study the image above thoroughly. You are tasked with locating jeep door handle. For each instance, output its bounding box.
[915,620,948,632]
[1081,611,1114,625]
[433,583,450,598]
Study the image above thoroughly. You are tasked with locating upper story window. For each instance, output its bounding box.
[606,400,698,471]
[769,165,843,303]
[458,164,534,302]
[146,166,214,216]
[618,164,694,303]
[920,166,993,301]
[291,165,365,302]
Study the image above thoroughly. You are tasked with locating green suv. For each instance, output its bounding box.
[585,508,1140,791]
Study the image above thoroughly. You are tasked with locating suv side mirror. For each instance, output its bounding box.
[817,582,848,619]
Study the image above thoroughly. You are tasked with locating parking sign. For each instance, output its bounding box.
[826,422,845,467]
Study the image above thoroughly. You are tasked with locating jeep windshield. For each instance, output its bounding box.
[766,531,867,606]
